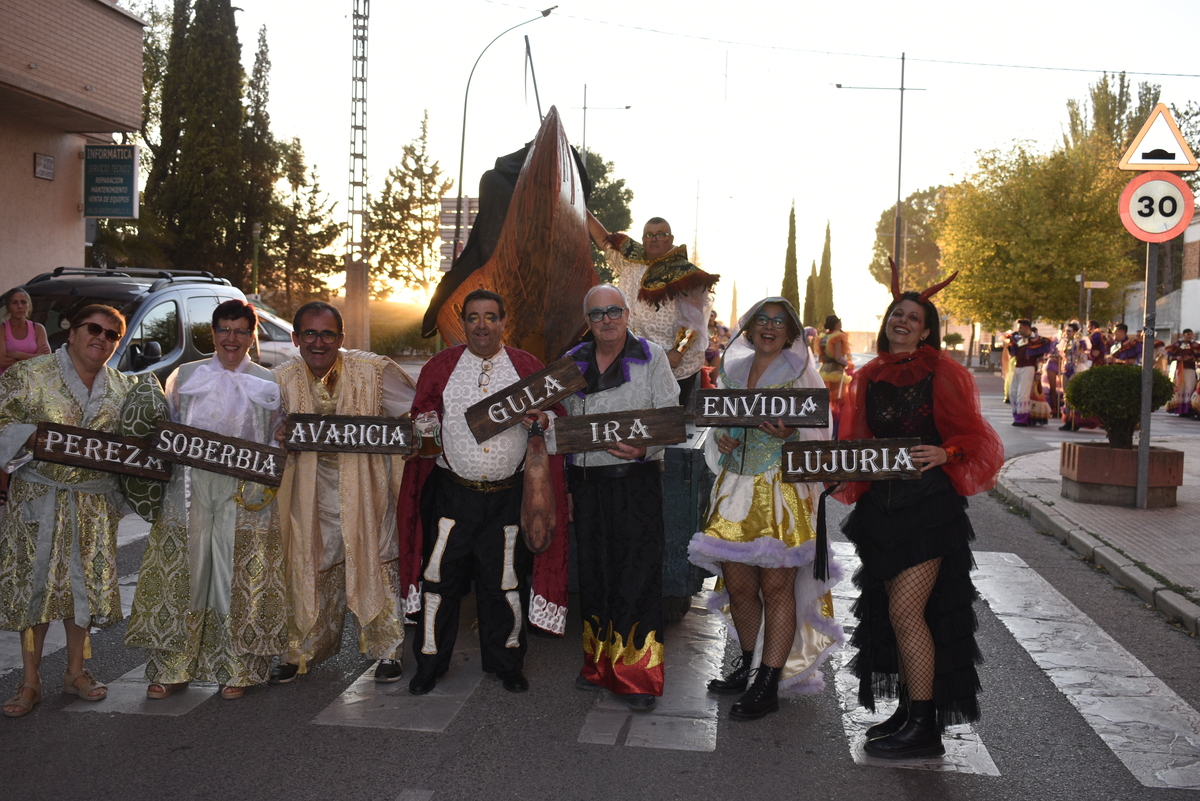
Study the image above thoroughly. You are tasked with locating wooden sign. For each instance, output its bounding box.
[152,421,283,487]
[281,415,414,454]
[781,438,922,482]
[465,356,586,443]
[34,422,171,481]
[553,406,687,454]
[694,388,830,428]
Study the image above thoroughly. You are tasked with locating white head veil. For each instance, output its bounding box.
[720,296,816,389]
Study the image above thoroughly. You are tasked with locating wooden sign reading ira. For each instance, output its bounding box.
[34,422,172,481]
[281,415,414,454]
[553,406,687,454]
[694,388,830,428]
[152,421,283,487]
[466,356,586,444]
[781,438,922,482]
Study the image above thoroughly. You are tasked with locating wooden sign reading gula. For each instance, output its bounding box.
[34,422,172,481]
[553,406,687,454]
[781,438,922,482]
[152,421,283,487]
[281,415,413,454]
[694,388,830,428]
[466,356,586,443]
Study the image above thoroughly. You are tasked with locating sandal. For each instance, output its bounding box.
[219,685,245,701]
[146,681,189,700]
[63,668,107,702]
[3,681,42,718]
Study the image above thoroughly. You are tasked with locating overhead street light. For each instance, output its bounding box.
[574,83,631,161]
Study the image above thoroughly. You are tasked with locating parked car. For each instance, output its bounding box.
[254,308,299,369]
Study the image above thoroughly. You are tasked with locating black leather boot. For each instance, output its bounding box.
[864,700,945,759]
[729,665,781,720]
[866,686,909,740]
[707,650,754,695]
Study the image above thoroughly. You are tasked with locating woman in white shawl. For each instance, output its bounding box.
[688,297,843,720]
[126,300,285,700]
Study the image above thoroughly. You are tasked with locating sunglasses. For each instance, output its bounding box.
[75,322,121,342]
[587,305,626,322]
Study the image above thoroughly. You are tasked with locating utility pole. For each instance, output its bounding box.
[343,0,370,349]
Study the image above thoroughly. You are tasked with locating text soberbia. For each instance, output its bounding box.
[152,421,283,487]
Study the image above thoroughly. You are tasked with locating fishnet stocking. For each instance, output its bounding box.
[723,562,798,669]
[884,558,941,700]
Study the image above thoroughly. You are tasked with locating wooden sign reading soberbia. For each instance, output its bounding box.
[34,422,172,481]
[781,438,922,482]
[465,356,586,443]
[152,421,283,487]
[282,415,414,454]
[694,388,830,428]
[553,406,687,454]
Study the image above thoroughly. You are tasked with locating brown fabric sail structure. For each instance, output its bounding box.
[432,106,595,363]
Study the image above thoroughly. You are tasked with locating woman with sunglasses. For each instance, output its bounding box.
[0,287,51,507]
[688,297,843,720]
[0,305,134,716]
[126,299,284,701]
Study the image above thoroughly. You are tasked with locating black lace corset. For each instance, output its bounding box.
[865,373,942,446]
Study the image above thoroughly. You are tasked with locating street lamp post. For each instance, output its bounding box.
[451,7,556,266]
[577,83,631,162]
[251,221,261,298]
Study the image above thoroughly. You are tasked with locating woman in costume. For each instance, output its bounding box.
[0,287,50,507]
[125,300,286,700]
[688,297,843,720]
[817,315,852,435]
[0,305,133,717]
[835,268,1003,759]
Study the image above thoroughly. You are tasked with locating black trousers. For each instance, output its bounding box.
[413,466,532,675]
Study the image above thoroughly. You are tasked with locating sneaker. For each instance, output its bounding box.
[374,659,403,683]
[268,662,299,685]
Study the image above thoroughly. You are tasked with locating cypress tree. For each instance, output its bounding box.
[144,0,191,213]
[802,261,817,328]
[817,221,836,324]
[780,202,800,312]
[241,25,281,289]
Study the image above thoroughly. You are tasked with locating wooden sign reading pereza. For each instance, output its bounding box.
[694,388,830,428]
[152,421,283,487]
[553,406,687,454]
[781,438,922,482]
[34,422,172,481]
[282,415,414,454]
[465,356,586,443]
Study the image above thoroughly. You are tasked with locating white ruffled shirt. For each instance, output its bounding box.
[438,348,530,482]
[172,354,281,442]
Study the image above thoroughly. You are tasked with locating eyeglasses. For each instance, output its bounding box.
[478,359,492,388]
[298,330,340,344]
[74,322,121,342]
[586,305,626,322]
[752,314,788,329]
[644,231,672,241]
[214,326,253,339]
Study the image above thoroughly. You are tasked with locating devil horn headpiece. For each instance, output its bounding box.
[889,257,958,302]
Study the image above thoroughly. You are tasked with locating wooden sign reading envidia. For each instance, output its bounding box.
[781,438,922,482]
[34,421,172,481]
[465,356,586,443]
[152,421,283,487]
[693,388,830,428]
[553,406,687,454]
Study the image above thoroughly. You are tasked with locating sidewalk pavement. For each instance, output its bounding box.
[996,435,1200,634]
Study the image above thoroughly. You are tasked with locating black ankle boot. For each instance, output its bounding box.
[707,650,754,695]
[729,665,781,720]
[866,686,909,740]
[864,700,945,759]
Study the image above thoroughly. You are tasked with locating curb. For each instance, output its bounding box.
[996,458,1200,635]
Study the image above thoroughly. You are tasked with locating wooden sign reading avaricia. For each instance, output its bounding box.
[34,422,172,481]
[694,388,831,428]
[152,421,283,487]
[281,415,414,454]
[465,356,586,443]
[553,406,687,454]
[781,438,922,482]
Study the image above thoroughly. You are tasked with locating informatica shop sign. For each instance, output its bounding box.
[84,145,139,219]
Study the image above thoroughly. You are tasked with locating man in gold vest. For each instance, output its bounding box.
[269,302,416,684]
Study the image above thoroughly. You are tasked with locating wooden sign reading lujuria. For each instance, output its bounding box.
[553,406,687,454]
[465,356,586,443]
[781,438,923,482]
[35,422,172,481]
[281,415,414,454]
[152,421,283,487]
[694,388,830,428]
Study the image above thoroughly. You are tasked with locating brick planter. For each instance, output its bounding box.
[1059,441,1184,508]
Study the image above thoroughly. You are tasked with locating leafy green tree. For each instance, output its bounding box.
[780,203,800,312]
[238,25,281,290]
[267,139,341,316]
[368,112,454,300]
[584,149,634,283]
[1170,100,1200,193]
[868,186,944,292]
[815,222,836,324]
[802,261,817,328]
[1065,72,1159,152]
[143,0,190,205]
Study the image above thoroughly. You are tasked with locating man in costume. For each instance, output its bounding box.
[398,289,569,695]
[1086,320,1108,368]
[1107,324,1142,365]
[269,302,416,685]
[587,213,719,408]
[1006,318,1053,427]
[1166,330,1199,417]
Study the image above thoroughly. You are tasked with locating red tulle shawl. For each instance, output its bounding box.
[835,345,1004,504]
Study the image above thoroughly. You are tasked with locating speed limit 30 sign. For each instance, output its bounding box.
[1118,171,1195,242]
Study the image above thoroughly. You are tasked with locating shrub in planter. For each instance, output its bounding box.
[1064,364,1173,449]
